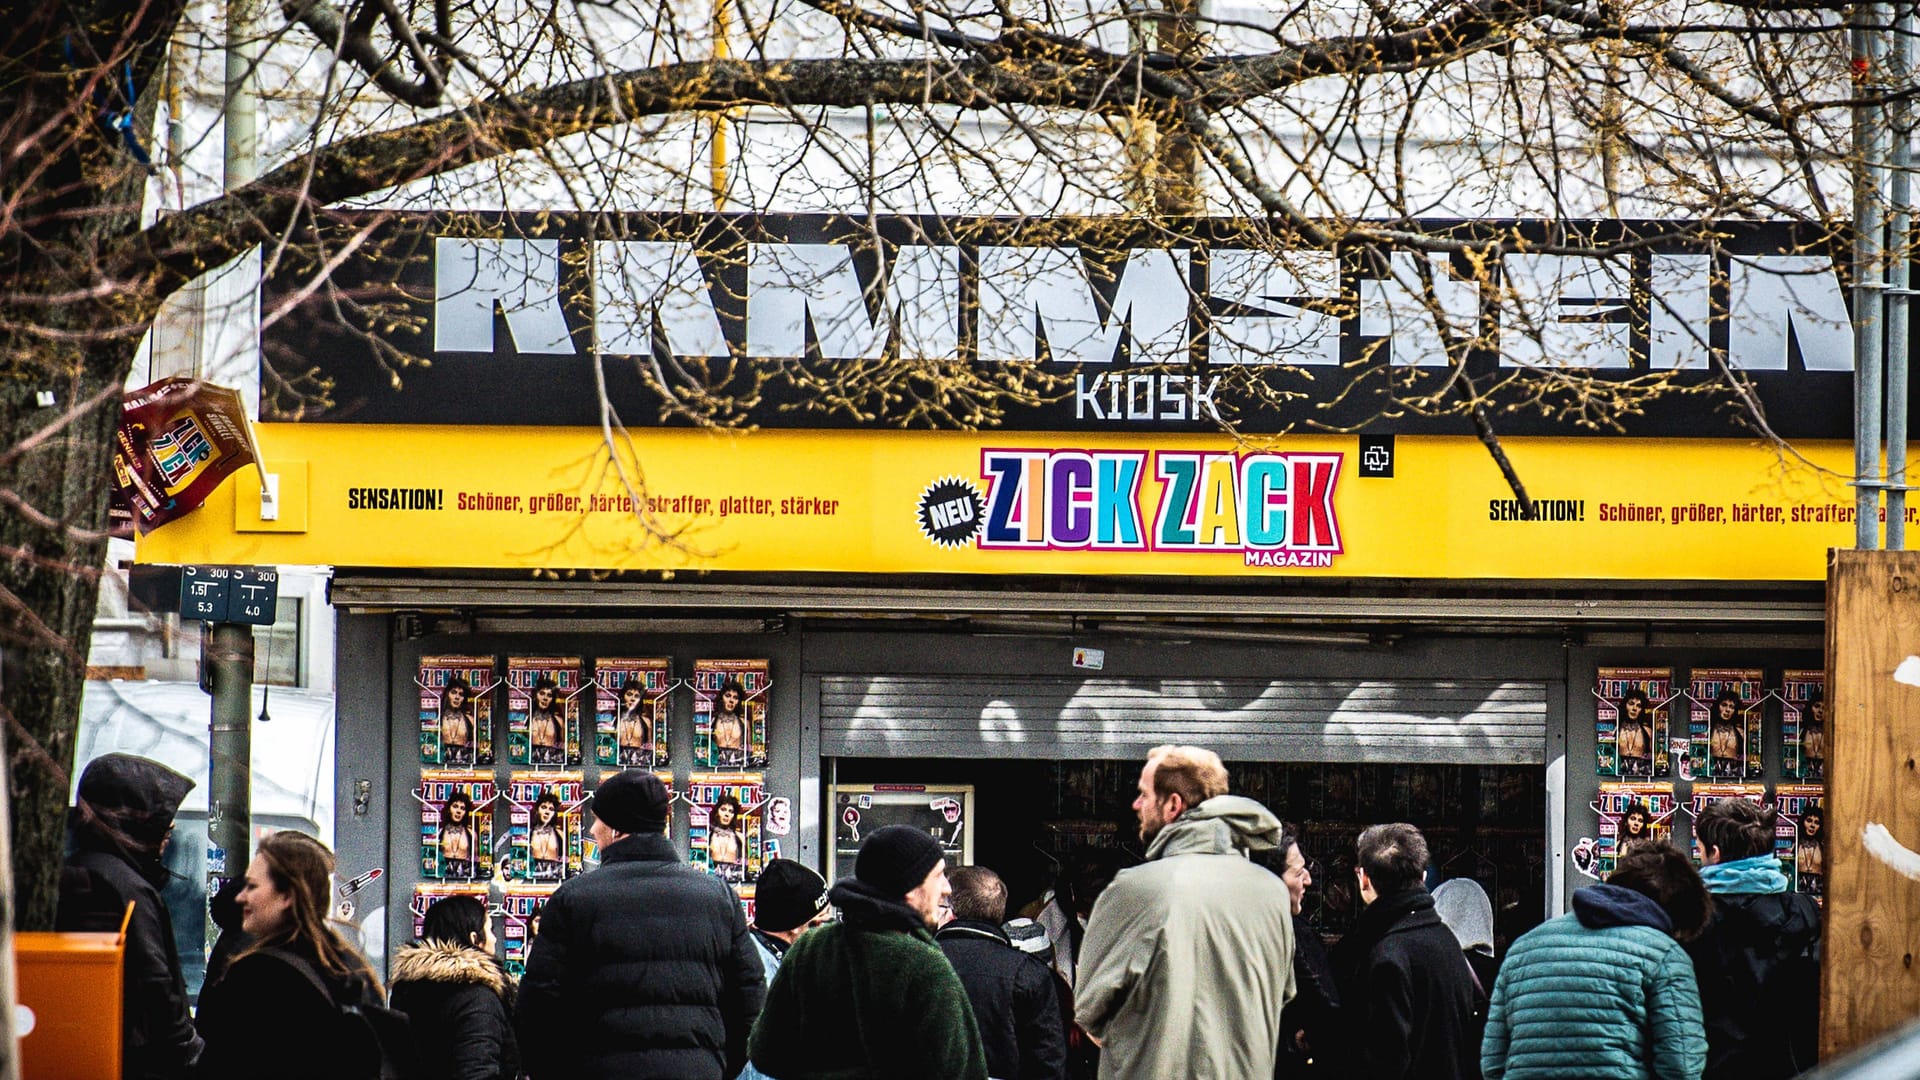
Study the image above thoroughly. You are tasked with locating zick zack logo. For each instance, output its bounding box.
[964,449,1344,566]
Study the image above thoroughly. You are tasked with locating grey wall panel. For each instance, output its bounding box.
[1559,643,1823,915]
[821,675,1548,764]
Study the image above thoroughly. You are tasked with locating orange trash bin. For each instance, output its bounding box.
[15,902,131,1079]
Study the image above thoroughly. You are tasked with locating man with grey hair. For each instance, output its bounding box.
[937,865,1069,1080]
[1331,823,1479,1080]
[1075,745,1296,1079]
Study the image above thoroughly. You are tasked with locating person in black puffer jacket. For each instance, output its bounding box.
[1687,798,1823,1079]
[516,770,764,1080]
[392,894,521,1080]
[57,753,203,1080]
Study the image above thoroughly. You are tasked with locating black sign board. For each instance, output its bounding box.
[139,565,281,625]
[179,566,229,621]
[259,212,1877,440]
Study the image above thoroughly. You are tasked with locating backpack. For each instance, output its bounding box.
[263,947,418,1080]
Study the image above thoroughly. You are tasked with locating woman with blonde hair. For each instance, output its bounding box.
[196,831,390,1079]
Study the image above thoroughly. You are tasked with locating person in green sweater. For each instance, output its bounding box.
[748,826,988,1080]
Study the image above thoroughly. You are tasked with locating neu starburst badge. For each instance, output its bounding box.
[916,477,983,549]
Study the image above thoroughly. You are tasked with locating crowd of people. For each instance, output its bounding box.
[63,747,1823,1080]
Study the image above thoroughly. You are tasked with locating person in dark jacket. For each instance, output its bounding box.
[1482,841,1710,1079]
[1330,822,1480,1080]
[391,894,521,1080]
[1686,797,1823,1079]
[203,876,251,990]
[517,769,765,1080]
[1259,825,1342,1076]
[749,825,989,1079]
[740,859,832,1080]
[57,753,203,1080]
[196,831,387,1080]
[936,866,1069,1080]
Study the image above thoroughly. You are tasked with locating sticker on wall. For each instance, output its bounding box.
[1594,667,1674,778]
[1780,670,1827,781]
[1688,668,1765,780]
[1775,783,1825,903]
[1595,781,1676,876]
[1669,738,1696,782]
[689,772,765,885]
[594,658,672,769]
[410,882,489,941]
[1570,837,1602,880]
[417,771,497,882]
[507,772,586,884]
[507,657,585,768]
[693,659,769,770]
[418,656,499,767]
[765,797,793,837]
[502,884,558,978]
[1684,783,1765,864]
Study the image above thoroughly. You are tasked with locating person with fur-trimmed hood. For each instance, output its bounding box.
[390,894,521,1080]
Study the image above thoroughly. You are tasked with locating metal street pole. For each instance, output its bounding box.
[206,624,253,951]
[207,0,261,949]
[1888,2,1913,548]
[1856,0,1891,549]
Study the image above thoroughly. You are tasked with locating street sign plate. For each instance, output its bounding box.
[178,566,229,621]
[174,565,279,624]
[225,566,279,626]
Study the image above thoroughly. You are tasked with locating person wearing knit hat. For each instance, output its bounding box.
[749,827,988,1080]
[736,860,830,1080]
[518,770,766,1080]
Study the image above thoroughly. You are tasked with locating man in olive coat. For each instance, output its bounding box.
[749,825,988,1079]
[1074,745,1296,1080]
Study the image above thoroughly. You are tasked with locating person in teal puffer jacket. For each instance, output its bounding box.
[1482,842,1712,1080]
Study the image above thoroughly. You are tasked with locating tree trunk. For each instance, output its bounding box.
[0,357,130,930]
[2,1,182,928]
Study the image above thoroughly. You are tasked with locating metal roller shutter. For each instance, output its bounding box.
[820,675,1548,764]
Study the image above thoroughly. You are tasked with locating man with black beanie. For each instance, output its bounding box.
[518,770,766,1080]
[738,859,829,1080]
[749,825,988,1079]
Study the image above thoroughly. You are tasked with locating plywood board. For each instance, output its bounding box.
[1822,549,1920,1057]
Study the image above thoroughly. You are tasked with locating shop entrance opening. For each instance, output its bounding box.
[831,756,1546,948]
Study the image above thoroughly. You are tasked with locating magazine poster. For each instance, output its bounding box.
[1775,784,1826,902]
[418,655,497,767]
[691,659,770,769]
[409,882,489,942]
[1686,783,1766,864]
[1595,667,1673,778]
[419,770,497,882]
[507,657,585,768]
[1688,668,1765,780]
[1781,671,1828,781]
[738,886,757,925]
[507,772,585,884]
[502,884,559,978]
[689,772,765,884]
[1596,782,1676,876]
[594,658,672,768]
